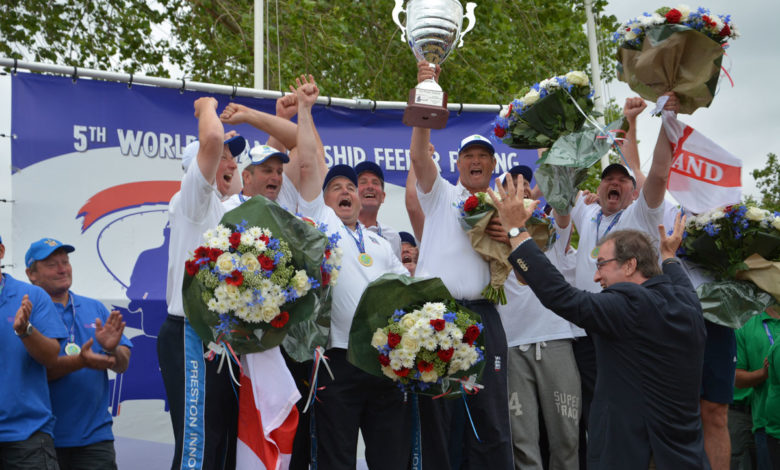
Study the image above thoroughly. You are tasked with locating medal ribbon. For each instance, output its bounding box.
[764,320,775,346]
[595,209,624,240]
[344,222,367,255]
[0,274,5,298]
[63,292,77,345]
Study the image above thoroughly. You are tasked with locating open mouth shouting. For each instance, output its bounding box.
[607,188,620,201]
[338,197,352,208]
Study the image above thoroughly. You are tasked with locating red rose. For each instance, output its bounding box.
[437,348,454,363]
[185,259,199,276]
[430,319,446,331]
[417,360,434,373]
[664,8,682,24]
[378,354,390,366]
[258,255,275,271]
[394,367,410,377]
[225,270,244,286]
[195,246,210,259]
[321,269,331,286]
[259,234,270,245]
[463,195,479,213]
[208,248,223,262]
[719,24,731,37]
[270,311,289,328]
[387,332,401,348]
[463,325,480,345]
[494,125,506,138]
[229,232,241,249]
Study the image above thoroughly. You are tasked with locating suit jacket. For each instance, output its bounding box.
[509,240,710,470]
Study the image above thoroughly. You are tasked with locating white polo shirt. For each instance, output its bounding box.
[297,193,409,349]
[166,162,225,317]
[415,175,490,300]
[365,222,402,261]
[570,190,664,293]
[222,173,298,213]
[498,222,581,346]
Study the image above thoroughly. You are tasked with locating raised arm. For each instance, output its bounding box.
[409,61,441,194]
[618,97,648,191]
[14,295,60,368]
[195,97,227,185]
[642,92,679,209]
[267,94,298,152]
[405,148,427,241]
[220,101,298,150]
[294,75,323,202]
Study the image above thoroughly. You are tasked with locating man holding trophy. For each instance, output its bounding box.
[396,1,514,468]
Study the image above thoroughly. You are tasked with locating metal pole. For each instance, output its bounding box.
[254,0,264,90]
[584,0,609,170]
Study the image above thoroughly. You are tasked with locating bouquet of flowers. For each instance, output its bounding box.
[614,6,738,114]
[457,193,556,304]
[680,204,780,327]
[348,274,485,396]
[492,71,594,149]
[183,197,341,358]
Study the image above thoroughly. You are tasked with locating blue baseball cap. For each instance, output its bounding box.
[399,231,417,247]
[508,165,533,183]
[0,235,3,244]
[243,145,289,169]
[181,135,248,171]
[458,134,495,156]
[25,238,75,268]
[322,164,358,190]
[354,161,385,183]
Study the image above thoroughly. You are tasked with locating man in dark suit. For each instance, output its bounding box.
[488,175,711,470]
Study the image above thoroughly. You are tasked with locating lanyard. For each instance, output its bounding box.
[764,320,775,346]
[344,222,367,254]
[376,224,383,238]
[595,209,624,240]
[238,192,248,203]
[0,274,5,298]
[62,293,77,344]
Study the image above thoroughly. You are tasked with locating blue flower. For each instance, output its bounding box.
[216,314,237,335]
[283,287,299,303]
[235,220,248,233]
[267,238,281,250]
[511,99,524,110]
[443,312,457,323]
[475,322,484,333]
[703,223,720,236]
[273,251,285,264]
[392,309,406,322]
[308,277,320,290]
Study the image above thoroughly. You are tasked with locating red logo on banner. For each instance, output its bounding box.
[670,150,741,187]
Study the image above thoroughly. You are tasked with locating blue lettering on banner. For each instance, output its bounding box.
[182,319,205,470]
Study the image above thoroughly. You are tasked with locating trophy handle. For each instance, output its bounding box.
[458,2,477,48]
[392,0,407,44]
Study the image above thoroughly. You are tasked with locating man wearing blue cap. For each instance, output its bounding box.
[409,60,513,469]
[25,238,132,470]
[355,161,402,260]
[159,97,248,470]
[294,75,412,469]
[399,231,419,275]
[0,235,67,468]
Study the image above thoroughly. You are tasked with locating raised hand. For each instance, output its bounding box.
[13,294,32,336]
[658,211,687,260]
[220,102,250,125]
[276,94,298,120]
[487,174,539,234]
[194,97,218,119]
[623,97,647,121]
[417,60,440,84]
[662,92,680,114]
[80,338,117,370]
[95,310,126,353]
[291,75,319,109]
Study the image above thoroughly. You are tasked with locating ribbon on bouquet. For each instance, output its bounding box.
[411,392,423,470]
[204,338,243,387]
[303,346,335,413]
[563,88,631,168]
[433,375,485,444]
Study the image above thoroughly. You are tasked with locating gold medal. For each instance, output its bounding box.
[65,342,81,356]
[590,246,599,259]
[358,253,373,267]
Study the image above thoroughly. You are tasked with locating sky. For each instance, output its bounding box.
[601,1,780,200]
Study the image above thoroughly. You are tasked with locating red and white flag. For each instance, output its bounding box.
[237,347,301,470]
[662,111,742,214]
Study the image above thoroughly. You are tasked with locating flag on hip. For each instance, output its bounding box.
[237,347,301,470]
[662,111,742,214]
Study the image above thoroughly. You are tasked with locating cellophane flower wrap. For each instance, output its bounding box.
[680,204,780,328]
[492,71,594,149]
[456,193,556,304]
[183,196,342,359]
[614,6,738,114]
[347,274,485,397]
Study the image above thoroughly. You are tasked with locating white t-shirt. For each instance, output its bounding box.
[570,190,664,293]
[415,175,490,300]
[221,173,298,213]
[166,162,225,317]
[498,222,581,346]
[365,222,402,261]
[297,194,409,349]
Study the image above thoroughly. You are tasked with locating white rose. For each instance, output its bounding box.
[381,365,397,380]
[240,253,260,273]
[215,252,237,274]
[400,336,420,354]
[565,71,590,87]
[677,5,691,20]
[371,329,387,348]
[291,270,310,293]
[772,217,780,231]
[420,370,439,383]
[745,207,769,222]
[523,89,540,106]
[400,315,417,330]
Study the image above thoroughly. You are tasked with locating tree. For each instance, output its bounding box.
[751,152,780,212]
[2,0,619,105]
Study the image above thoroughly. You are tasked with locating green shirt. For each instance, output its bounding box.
[766,343,780,439]
[736,311,780,432]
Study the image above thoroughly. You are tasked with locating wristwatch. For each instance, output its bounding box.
[507,227,528,239]
[15,322,34,339]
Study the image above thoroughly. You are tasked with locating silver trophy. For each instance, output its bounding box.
[393,0,476,129]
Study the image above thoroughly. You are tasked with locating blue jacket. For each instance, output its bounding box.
[509,241,710,469]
